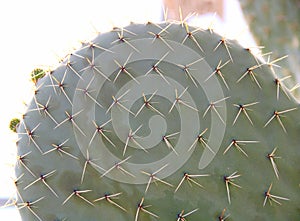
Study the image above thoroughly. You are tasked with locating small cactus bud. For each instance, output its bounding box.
[9,118,20,133]
[30,68,45,84]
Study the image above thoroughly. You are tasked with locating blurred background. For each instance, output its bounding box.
[2,0,297,220]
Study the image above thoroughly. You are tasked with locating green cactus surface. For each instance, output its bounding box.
[14,22,300,220]
[240,0,300,91]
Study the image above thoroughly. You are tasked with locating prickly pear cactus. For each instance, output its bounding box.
[240,0,300,85]
[13,22,300,220]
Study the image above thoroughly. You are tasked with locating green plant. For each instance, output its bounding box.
[13,21,299,220]
[240,0,300,95]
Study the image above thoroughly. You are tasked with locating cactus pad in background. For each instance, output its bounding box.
[13,22,299,220]
[240,0,300,91]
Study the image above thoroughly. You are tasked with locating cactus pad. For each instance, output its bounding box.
[240,0,300,86]
[14,22,300,220]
